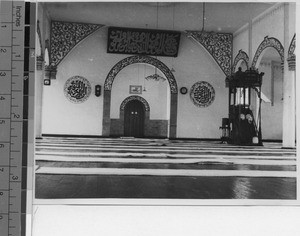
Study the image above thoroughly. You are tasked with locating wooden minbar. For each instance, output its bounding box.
[223,67,264,145]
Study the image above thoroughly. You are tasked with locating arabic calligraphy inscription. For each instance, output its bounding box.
[64,76,92,103]
[107,27,181,57]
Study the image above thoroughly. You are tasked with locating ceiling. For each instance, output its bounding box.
[43,1,277,33]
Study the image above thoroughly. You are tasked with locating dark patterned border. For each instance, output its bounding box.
[186,31,233,76]
[64,76,92,103]
[288,34,296,57]
[190,81,215,108]
[104,55,178,94]
[120,96,150,111]
[252,36,284,68]
[232,50,249,73]
[36,20,43,59]
[50,21,104,67]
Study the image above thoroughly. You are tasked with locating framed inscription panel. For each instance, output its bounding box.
[107,26,181,57]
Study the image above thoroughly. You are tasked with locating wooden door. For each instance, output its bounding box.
[124,100,145,137]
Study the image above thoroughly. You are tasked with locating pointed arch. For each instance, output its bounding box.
[120,96,150,111]
[102,55,178,138]
[232,50,249,73]
[251,36,284,68]
[104,55,178,94]
[288,34,296,57]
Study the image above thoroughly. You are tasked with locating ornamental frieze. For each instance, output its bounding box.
[186,31,233,76]
[120,96,150,111]
[104,55,178,94]
[50,21,104,67]
[251,36,284,68]
[107,27,181,57]
[232,50,249,73]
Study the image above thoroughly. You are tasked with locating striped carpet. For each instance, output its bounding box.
[35,137,297,178]
[35,137,297,199]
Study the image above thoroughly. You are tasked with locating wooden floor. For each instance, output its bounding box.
[35,137,297,199]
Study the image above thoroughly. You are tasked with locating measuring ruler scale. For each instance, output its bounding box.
[0,1,35,236]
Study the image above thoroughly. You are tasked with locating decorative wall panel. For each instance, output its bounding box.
[50,21,103,67]
[64,76,92,103]
[186,31,233,76]
[190,81,215,108]
[287,34,296,71]
[107,27,181,57]
[252,36,284,68]
[288,34,296,57]
[104,55,178,93]
[232,49,249,73]
[120,96,150,111]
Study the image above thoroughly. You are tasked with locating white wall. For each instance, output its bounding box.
[176,35,226,139]
[259,59,283,140]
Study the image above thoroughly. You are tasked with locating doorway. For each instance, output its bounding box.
[124,100,145,137]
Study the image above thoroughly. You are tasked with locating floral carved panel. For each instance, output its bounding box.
[120,96,150,111]
[252,36,284,68]
[232,50,249,73]
[104,55,178,94]
[50,21,103,67]
[186,31,233,76]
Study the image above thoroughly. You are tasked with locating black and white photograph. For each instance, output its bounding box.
[1,0,298,235]
[34,1,297,202]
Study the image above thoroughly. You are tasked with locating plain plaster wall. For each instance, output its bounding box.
[259,59,283,140]
[175,35,226,139]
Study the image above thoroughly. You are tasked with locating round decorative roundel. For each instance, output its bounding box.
[180,87,188,95]
[190,81,215,107]
[64,76,92,103]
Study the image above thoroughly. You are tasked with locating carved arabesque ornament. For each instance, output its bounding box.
[104,55,178,94]
[232,50,249,73]
[120,96,150,111]
[186,31,233,76]
[50,21,104,67]
[251,36,284,68]
[288,34,296,57]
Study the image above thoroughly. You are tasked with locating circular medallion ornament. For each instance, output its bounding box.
[190,81,215,107]
[64,76,91,103]
[180,87,188,95]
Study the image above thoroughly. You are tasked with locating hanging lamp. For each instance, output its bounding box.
[145,2,166,82]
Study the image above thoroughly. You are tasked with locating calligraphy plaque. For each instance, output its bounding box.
[64,76,92,103]
[190,81,215,108]
[107,27,181,57]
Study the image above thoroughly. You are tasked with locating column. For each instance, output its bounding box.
[282,3,296,148]
[102,90,111,137]
[169,93,178,139]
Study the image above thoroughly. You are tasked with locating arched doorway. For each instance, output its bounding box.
[103,55,178,138]
[124,100,145,137]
